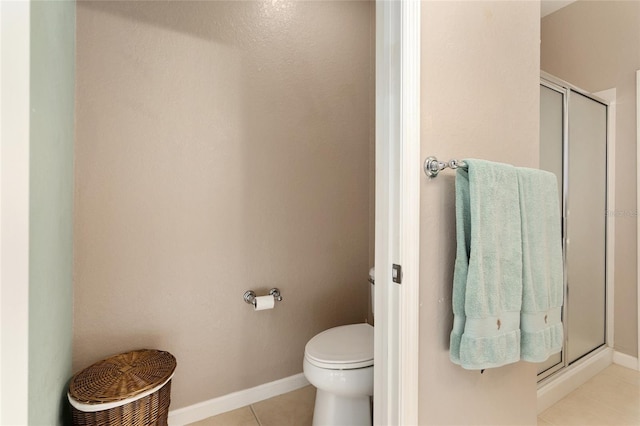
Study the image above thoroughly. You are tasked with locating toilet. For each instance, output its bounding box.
[303,270,374,426]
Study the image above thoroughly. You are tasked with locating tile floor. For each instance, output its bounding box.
[189,364,640,426]
[187,385,316,426]
[538,364,640,425]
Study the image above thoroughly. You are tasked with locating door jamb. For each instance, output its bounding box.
[374,1,421,424]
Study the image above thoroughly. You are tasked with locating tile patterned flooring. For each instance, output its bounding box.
[187,385,316,426]
[189,364,639,426]
[538,364,640,426]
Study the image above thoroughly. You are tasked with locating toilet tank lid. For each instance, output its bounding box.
[305,323,373,365]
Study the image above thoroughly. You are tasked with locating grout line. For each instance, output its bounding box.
[537,415,557,426]
[249,404,262,426]
[538,410,557,425]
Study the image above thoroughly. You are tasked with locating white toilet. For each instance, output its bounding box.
[303,270,374,426]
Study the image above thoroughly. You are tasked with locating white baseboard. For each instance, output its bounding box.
[168,373,310,426]
[613,350,640,371]
[537,347,612,414]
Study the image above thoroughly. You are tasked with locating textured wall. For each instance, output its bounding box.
[74,0,373,409]
[541,0,640,357]
[419,1,540,424]
[28,1,76,425]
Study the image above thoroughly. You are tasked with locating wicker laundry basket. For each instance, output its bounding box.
[68,349,177,426]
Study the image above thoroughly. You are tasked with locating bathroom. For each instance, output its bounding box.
[72,0,374,419]
[1,1,639,426]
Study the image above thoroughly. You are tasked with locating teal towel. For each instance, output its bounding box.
[517,167,564,362]
[450,159,523,370]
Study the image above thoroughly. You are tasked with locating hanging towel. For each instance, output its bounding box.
[517,167,564,362]
[450,159,523,370]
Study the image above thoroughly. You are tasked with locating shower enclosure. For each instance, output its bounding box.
[538,74,609,380]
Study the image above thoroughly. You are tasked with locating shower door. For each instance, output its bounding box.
[538,78,608,380]
[538,83,564,376]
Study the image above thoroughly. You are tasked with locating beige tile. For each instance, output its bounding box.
[575,374,640,418]
[537,417,554,426]
[539,391,638,426]
[251,385,316,426]
[598,364,640,387]
[187,406,259,426]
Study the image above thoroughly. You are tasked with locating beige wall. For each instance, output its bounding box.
[419,1,540,424]
[74,1,373,409]
[541,0,640,357]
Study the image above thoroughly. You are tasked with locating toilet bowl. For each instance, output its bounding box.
[304,323,374,426]
[304,270,375,426]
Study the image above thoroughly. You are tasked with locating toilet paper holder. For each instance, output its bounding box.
[243,288,283,306]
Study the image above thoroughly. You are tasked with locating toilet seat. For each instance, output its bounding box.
[304,323,374,370]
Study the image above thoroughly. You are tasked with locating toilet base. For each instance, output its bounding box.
[312,388,371,426]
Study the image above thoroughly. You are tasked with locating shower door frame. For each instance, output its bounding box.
[538,73,615,384]
[537,78,570,381]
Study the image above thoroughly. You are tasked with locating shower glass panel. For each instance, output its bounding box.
[538,84,564,375]
[540,85,564,193]
[565,92,607,364]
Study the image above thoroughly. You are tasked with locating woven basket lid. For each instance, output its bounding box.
[69,349,177,404]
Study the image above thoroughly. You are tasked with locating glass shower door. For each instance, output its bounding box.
[538,78,608,380]
[565,91,607,364]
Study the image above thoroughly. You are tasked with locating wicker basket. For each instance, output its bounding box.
[68,349,177,426]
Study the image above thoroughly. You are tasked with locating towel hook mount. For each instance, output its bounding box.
[424,156,467,178]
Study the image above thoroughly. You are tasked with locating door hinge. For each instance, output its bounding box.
[392,264,402,284]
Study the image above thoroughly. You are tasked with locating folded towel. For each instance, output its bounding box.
[517,167,564,362]
[450,159,523,370]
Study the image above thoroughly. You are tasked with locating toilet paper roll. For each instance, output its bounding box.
[254,295,275,311]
